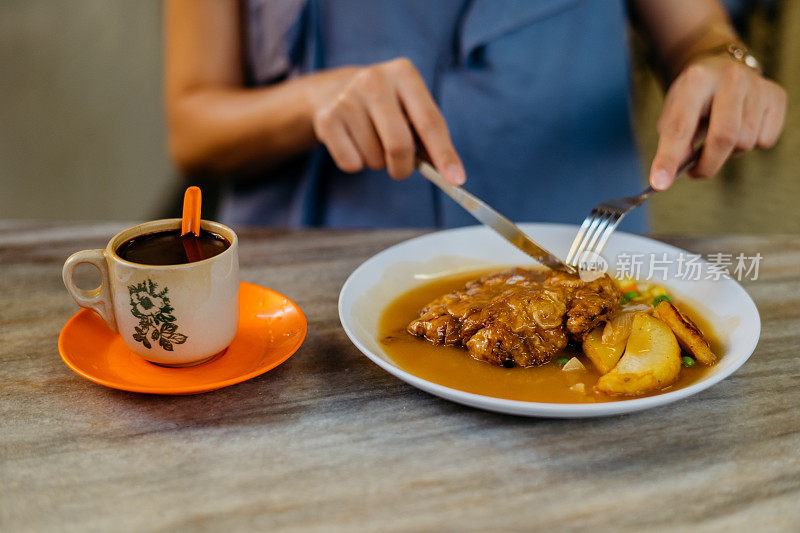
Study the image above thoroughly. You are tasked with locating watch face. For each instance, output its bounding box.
[727,43,761,72]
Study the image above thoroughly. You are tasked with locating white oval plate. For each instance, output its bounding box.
[338,224,760,417]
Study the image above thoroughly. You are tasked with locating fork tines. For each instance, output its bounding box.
[565,208,623,267]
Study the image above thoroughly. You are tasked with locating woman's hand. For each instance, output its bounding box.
[308,58,466,185]
[649,54,787,190]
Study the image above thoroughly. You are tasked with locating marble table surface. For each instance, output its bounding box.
[1,221,799,532]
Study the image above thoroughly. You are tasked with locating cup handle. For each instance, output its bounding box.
[62,249,118,333]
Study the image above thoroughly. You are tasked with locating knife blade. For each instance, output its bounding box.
[417,160,576,274]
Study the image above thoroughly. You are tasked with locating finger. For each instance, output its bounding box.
[737,86,765,152]
[313,107,364,173]
[338,94,385,170]
[354,68,416,179]
[649,65,716,189]
[391,59,465,185]
[692,66,748,178]
[757,82,787,148]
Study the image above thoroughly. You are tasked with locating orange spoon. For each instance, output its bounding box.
[181,186,204,263]
[181,186,202,236]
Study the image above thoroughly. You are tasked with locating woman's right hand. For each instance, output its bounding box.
[307,58,466,185]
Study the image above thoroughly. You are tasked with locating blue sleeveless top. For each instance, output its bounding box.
[220,0,646,232]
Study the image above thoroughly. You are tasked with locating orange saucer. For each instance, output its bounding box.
[58,282,307,395]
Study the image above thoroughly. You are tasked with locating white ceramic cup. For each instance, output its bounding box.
[62,218,239,367]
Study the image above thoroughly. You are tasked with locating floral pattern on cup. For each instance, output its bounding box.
[128,279,188,351]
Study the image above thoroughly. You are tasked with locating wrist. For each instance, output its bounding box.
[301,67,358,109]
[664,21,740,83]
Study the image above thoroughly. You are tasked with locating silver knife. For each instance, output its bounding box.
[417,159,576,274]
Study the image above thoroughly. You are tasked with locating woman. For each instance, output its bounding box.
[165,0,786,229]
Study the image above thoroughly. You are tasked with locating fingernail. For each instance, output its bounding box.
[652,169,671,190]
[445,164,466,185]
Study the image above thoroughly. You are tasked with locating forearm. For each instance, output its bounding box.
[168,74,326,175]
[630,0,738,83]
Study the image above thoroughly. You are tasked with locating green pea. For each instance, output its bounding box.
[621,291,639,304]
[681,356,696,367]
[556,357,570,366]
[653,294,672,307]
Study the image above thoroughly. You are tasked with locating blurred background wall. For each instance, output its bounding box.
[0,1,174,221]
[0,0,797,233]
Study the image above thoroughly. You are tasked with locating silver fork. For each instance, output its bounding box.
[565,147,702,267]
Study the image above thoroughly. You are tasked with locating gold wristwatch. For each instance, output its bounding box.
[725,42,762,74]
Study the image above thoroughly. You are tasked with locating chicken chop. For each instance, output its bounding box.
[407,269,621,367]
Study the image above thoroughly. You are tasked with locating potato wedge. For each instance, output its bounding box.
[596,314,681,396]
[656,301,716,365]
[584,308,645,374]
[601,307,646,345]
[583,327,626,374]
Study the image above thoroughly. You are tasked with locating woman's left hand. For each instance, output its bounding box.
[649,53,787,190]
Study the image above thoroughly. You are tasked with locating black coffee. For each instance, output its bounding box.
[116,229,230,265]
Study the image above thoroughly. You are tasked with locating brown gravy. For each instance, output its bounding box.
[379,270,716,403]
